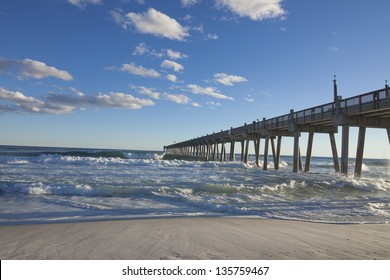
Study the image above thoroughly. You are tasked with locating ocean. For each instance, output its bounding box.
[0,145,389,225]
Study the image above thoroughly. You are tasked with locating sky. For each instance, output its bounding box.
[0,0,390,158]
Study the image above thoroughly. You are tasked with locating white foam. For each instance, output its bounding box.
[366,202,390,217]
[0,182,103,196]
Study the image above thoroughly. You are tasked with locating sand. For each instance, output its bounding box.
[0,217,389,260]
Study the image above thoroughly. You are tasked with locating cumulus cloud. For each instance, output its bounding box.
[46,91,155,110]
[213,73,247,86]
[132,42,149,56]
[166,74,178,82]
[161,60,184,73]
[90,92,154,109]
[187,84,233,100]
[132,42,163,57]
[206,33,218,40]
[0,87,42,105]
[132,43,187,61]
[0,86,155,114]
[116,63,160,78]
[181,0,201,8]
[0,87,74,114]
[133,85,193,105]
[166,49,187,60]
[164,93,191,104]
[138,86,161,99]
[216,0,286,21]
[0,58,73,81]
[126,8,189,40]
[68,0,102,9]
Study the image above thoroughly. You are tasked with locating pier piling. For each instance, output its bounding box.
[354,127,366,177]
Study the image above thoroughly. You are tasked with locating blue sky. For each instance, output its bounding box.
[0,0,389,157]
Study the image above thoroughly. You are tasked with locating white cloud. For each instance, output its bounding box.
[135,86,191,105]
[132,44,187,61]
[244,95,254,102]
[0,86,155,114]
[207,101,222,109]
[138,86,161,99]
[68,0,102,9]
[0,58,73,81]
[0,87,42,105]
[70,87,85,97]
[166,74,178,82]
[126,8,189,41]
[20,59,73,81]
[166,49,187,60]
[132,42,163,57]
[118,63,160,78]
[213,73,247,86]
[181,0,201,8]
[0,87,74,114]
[161,60,184,73]
[192,24,219,41]
[46,91,155,110]
[164,93,191,104]
[93,92,154,109]
[132,42,149,55]
[206,33,219,40]
[187,84,233,100]
[110,9,127,29]
[329,46,339,52]
[216,0,286,21]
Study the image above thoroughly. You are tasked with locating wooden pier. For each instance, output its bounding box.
[164,79,390,177]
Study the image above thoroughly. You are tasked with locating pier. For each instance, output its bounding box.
[164,79,390,177]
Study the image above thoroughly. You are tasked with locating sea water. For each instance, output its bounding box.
[0,145,389,225]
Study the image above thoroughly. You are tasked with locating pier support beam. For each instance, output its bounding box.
[298,148,303,171]
[354,127,366,177]
[208,143,212,160]
[304,132,314,172]
[329,133,341,173]
[270,138,276,168]
[274,136,282,170]
[293,132,301,173]
[254,139,260,167]
[212,143,218,161]
[240,141,245,162]
[220,142,226,162]
[341,125,350,175]
[263,136,270,170]
[229,141,235,161]
[244,139,250,164]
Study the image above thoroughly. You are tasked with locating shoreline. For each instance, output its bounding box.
[1,217,389,260]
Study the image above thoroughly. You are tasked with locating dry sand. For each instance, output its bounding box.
[0,217,389,260]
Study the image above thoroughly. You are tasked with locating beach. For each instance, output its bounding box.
[1,217,389,260]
